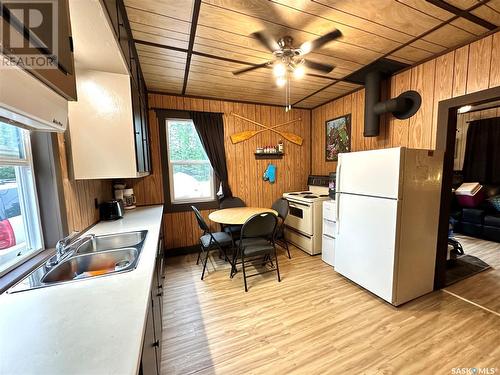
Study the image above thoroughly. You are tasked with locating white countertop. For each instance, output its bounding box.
[0,205,164,375]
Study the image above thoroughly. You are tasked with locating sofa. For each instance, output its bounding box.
[451,184,500,243]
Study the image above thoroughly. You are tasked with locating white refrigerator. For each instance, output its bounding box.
[335,147,443,306]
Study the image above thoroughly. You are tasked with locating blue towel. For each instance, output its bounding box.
[263,163,276,184]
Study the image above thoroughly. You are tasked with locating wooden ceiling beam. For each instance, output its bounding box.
[182,0,202,95]
[424,0,497,30]
[134,39,337,81]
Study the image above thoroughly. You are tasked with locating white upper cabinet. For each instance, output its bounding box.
[66,0,149,179]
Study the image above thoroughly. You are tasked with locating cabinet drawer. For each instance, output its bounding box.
[323,200,337,221]
[321,235,335,266]
[323,219,336,237]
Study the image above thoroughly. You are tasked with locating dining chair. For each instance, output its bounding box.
[272,198,291,259]
[236,212,279,292]
[219,196,246,240]
[191,206,233,280]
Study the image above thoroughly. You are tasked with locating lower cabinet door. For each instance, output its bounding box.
[152,277,163,373]
[141,296,158,375]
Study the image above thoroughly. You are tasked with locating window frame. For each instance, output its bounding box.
[165,119,216,205]
[157,109,219,213]
[0,123,44,277]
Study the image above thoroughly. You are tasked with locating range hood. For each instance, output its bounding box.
[0,57,68,132]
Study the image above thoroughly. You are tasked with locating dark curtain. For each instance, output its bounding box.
[462,117,500,184]
[191,111,233,198]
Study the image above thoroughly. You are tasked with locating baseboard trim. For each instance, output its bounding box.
[165,245,199,257]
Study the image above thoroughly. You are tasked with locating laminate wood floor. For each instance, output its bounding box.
[161,245,500,375]
[444,235,500,314]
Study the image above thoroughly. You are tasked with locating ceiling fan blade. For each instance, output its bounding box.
[252,31,280,52]
[303,59,334,73]
[300,29,342,54]
[232,62,271,76]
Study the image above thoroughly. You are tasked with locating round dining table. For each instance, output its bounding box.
[209,207,277,225]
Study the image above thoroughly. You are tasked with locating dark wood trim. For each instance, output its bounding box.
[434,86,500,289]
[379,2,495,67]
[308,25,499,111]
[309,110,313,174]
[147,90,311,110]
[155,109,220,213]
[134,39,337,82]
[182,0,202,95]
[116,1,148,99]
[294,1,495,107]
[135,39,189,53]
[394,27,499,78]
[424,0,497,30]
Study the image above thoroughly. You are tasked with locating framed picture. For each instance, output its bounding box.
[325,114,351,161]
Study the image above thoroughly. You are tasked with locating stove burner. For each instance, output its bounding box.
[300,191,312,194]
[320,194,329,197]
[303,195,318,199]
[288,193,299,195]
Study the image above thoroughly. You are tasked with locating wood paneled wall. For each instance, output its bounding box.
[127,95,311,250]
[312,32,500,174]
[56,134,112,233]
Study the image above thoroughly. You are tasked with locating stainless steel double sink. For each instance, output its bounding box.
[8,230,148,293]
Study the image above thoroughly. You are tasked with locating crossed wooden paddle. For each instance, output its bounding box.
[229,112,303,146]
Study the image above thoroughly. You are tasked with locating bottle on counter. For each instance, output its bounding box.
[278,139,284,153]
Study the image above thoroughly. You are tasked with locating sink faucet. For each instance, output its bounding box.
[49,232,96,266]
[55,232,79,261]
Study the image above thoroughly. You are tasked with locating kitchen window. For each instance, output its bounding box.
[0,121,43,276]
[165,119,216,204]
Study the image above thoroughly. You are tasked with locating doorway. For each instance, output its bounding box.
[435,86,500,314]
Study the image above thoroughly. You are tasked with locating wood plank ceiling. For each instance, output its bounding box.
[124,0,500,109]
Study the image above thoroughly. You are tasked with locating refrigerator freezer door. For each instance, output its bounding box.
[335,193,399,303]
[337,148,403,199]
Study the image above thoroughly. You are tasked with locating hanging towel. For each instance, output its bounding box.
[263,163,276,184]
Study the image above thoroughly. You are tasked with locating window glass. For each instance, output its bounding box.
[0,124,25,159]
[166,120,215,203]
[0,121,43,275]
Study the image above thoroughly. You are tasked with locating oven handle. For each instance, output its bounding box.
[287,200,311,208]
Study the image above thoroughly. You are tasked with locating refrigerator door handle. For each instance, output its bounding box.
[336,158,341,193]
[336,159,341,235]
[336,193,340,235]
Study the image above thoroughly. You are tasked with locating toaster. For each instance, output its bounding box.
[99,200,124,221]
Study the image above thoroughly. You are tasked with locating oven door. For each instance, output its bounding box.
[285,200,313,236]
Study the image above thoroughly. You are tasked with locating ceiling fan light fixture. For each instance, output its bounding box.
[300,41,312,55]
[293,65,305,79]
[273,62,286,77]
[276,76,287,87]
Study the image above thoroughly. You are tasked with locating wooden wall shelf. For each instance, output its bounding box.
[254,153,284,160]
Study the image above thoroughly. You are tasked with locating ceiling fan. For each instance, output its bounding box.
[232,29,342,83]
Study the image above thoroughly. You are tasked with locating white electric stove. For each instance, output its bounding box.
[283,176,333,255]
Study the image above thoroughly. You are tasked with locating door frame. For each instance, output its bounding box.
[434,86,500,289]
